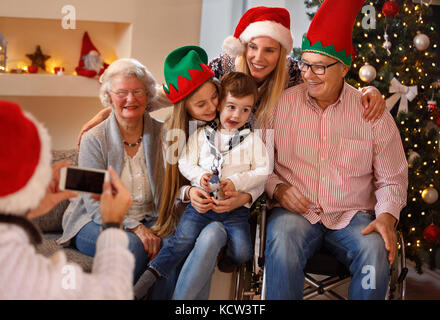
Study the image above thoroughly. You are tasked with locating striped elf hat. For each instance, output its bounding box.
[301,0,365,66]
[163,46,214,104]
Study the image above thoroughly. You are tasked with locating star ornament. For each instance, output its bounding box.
[26,45,51,71]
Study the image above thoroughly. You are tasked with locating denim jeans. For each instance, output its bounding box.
[150,203,253,279]
[75,220,151,280]
[172,221,227,300]
[264,207,390,300]
[75,217,243,300]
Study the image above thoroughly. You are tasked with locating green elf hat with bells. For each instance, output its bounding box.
[301,0,365,66]
[163,46,215,104]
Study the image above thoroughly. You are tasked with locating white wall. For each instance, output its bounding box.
[200,0,311,59]
[0,0,203,149]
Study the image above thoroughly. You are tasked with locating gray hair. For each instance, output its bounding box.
[99,58,157,108]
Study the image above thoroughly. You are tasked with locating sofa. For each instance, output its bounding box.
[32,149,93,272]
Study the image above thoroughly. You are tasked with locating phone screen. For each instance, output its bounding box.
[66,167,105,194]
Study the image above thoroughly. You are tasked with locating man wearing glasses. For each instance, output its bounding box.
[263,0,408,299]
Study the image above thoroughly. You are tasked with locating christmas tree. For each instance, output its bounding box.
[304,0,440,273]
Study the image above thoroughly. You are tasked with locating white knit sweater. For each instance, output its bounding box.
[179,127,270,207]
[0,223,134,300]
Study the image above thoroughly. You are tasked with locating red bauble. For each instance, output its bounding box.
[382,1,400,18]
[423,224,440,243]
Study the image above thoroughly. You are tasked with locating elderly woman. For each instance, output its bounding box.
[58,58,165,287]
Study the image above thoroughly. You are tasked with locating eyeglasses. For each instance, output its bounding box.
[298,60,339,75]
[110,88,146,98]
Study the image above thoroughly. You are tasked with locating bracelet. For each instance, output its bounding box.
[186,186,194,200]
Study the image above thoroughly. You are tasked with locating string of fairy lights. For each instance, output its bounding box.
[352,1,437,92]
[351,1,440,254]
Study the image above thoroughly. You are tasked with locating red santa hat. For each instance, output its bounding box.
[0,100,52,216]
[75,32,108,77]
[222,6,293,57]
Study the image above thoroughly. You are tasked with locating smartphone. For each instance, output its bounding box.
[59,166,109,194]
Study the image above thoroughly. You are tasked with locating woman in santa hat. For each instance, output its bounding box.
[0,100,134,299]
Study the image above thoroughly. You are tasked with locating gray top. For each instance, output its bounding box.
[57,111,163,245]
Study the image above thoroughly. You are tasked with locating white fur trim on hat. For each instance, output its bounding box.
[0,112,52,216]
[239,20,293,55]
[222,35,246,58]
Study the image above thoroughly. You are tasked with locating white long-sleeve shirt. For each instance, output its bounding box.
[178,127,270,207]
[0,223,134,299]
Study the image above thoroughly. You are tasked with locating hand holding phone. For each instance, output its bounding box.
[99,166,132,224]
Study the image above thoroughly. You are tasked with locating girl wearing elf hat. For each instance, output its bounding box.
[148,46,263,299]
[0,100,135,299]
[74,48,250,299]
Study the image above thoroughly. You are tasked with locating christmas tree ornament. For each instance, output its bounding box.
[385,77,418,113]
[422,187,439,204]
[427,99,437,112]
[407,149,421,167]
[423,223,440,243]
[75,32,108,78]
[383,31,392,56]
[413,31,430,51]
[26,45,50,71]
[359,62,376,83]
[382,0,400,18]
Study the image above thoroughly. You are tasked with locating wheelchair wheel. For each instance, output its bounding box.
[234,197,267,300]
[386,231,408,300]
[234,260,256,300]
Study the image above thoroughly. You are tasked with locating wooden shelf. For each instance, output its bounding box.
[0,73,100,97]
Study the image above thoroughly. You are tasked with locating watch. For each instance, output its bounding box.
[101,222,123,231]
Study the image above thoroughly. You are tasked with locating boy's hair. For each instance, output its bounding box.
[219,71,258,105]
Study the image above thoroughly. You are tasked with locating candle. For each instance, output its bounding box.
[54,66,65,75]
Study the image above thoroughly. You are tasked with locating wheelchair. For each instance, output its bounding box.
[233,196,408,300]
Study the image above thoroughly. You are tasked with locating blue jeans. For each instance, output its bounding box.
[74,220,177,299]
[265,208,390,300]
[150,203,253,279]
[74,219,237,300]
[173,221,227,300]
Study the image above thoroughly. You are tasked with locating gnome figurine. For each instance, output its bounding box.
[75,32,108,78]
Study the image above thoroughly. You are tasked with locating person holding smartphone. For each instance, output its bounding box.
[0,100,134,299]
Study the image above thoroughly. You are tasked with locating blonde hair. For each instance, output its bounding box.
[235,46,288,125]
[99,58,157,108]
[152,78,221,238]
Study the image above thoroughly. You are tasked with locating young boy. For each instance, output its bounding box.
[134,72,270,299]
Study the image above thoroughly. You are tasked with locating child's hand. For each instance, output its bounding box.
[200,173,212,192]
[220,179,236,195]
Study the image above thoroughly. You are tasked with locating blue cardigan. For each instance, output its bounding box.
[58,111,163,245]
